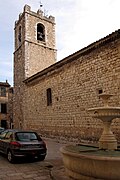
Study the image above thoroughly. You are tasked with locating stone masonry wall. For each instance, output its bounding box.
[23,38,120,144]
[14,45,26,128]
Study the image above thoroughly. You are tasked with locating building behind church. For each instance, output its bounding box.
[0,81,13,129]
[14,5,120,144]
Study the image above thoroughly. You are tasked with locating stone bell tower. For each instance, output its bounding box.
[14,5,57,128]
[14,4,56,81]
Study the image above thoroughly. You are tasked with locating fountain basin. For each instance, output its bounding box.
[60,145,120,180]
[88,107,120,120]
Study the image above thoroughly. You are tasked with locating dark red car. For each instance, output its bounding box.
[0,129,47,163]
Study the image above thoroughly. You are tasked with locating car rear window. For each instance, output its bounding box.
[15,132,41,142]
[0,127,4,132]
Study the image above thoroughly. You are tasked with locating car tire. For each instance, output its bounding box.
[7,150,15,163]
[37,155,45,161]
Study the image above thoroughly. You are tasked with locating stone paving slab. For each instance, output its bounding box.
[0,157,70,180]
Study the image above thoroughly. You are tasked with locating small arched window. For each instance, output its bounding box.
[37,23,45,41]
[18,26,22,43]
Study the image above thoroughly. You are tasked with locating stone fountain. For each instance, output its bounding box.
[60,94,120,180]
[89,94,120,150]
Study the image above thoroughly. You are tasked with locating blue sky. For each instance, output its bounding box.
[0,0,120,86]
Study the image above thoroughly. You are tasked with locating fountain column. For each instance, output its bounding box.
[99,118,117,150]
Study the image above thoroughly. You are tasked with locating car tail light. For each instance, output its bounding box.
[42,141,47,148]
[10,141,21,147]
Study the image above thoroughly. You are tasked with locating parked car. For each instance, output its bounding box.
[0,127,5,134]
[0,129,47,163]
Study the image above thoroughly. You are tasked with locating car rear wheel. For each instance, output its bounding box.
[7,150,15,163]
[37,155,45,161]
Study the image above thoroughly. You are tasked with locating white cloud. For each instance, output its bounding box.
[56,0,120,60]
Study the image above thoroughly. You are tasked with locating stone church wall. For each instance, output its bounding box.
[24,38,120,143]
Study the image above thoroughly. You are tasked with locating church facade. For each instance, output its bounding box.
[14,5,120,143]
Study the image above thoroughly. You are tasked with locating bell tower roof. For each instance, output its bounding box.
[15,4,55,28]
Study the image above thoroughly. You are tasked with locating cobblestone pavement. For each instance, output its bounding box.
[0,138,70,180]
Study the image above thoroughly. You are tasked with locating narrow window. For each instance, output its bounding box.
[1,103,7,114]
[18,26,22,43]
[37,23,45,41]
[47,88,52,106]
[0,87,6,97]
[98,89,103,94]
